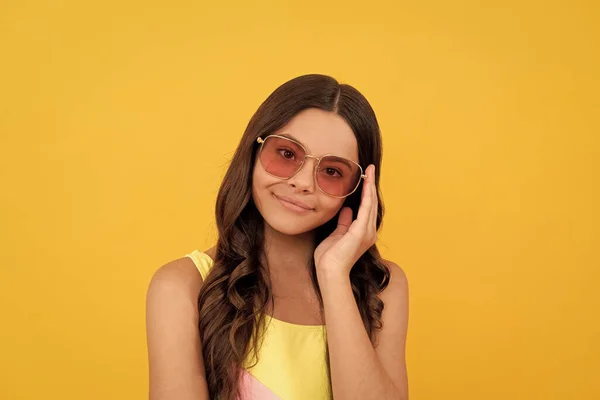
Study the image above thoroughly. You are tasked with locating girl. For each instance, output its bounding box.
[146,74,409,400]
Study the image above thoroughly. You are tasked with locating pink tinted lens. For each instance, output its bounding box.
[316,156,362,197]
[260,136,305,178]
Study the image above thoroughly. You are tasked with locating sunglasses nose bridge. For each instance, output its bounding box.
[304,154,319,164]
[299,154,320,174]
[290,154,315,175]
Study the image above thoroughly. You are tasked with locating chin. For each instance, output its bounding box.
[262,206,319,236]
[264,219,315,236]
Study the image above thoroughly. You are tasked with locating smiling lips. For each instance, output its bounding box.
[274,194,314,213]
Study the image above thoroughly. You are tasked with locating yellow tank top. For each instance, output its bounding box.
[185,250,332,400]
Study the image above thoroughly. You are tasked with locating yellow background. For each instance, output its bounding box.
[1,1,598,399]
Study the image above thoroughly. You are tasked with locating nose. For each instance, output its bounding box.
[288,156,317,193]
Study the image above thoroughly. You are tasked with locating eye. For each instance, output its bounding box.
[277,148,296,160]
[323,167,342,177]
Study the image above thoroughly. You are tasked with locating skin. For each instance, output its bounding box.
[146,108,409,400]
[251,108,362,323]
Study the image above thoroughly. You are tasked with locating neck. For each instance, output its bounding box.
[262,223,316,274]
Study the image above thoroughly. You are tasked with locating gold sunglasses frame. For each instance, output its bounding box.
[256,134,367,199]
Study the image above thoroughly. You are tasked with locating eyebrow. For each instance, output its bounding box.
[324,156,354,170]
[278,133,358,166]
[279,133,305,147]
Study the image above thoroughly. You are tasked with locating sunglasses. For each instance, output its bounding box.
[256,134,366,198]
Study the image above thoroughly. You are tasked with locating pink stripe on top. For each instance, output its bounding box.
[238,369,282,400]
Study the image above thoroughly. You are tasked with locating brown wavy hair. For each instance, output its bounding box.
[197,74,391,399]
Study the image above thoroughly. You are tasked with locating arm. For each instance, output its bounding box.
[318,261,409,400]
[313,164,409,400]
[146,258,210,400]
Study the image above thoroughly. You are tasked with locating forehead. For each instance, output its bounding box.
[274,108,359,162]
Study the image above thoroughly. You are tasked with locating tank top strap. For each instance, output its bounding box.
[184,249,214,280]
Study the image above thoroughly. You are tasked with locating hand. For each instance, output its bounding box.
[314,164,378,278]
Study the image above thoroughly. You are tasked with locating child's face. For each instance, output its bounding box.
[251,107,360,236]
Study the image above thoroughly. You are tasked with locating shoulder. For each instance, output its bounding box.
[147,246,216,300]
[378,259,409,325]
[146,252,215,398]
[381,259,408,299]
[374,259,409,344]
[147,256,202,301]
[146,256,204,340]
[375,260,410,400]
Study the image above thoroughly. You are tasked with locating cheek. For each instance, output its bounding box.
[252,162,273,194]
[252,163,278,211]
[318,197,346,221]
[251,161,346,229]
[251,167,265,204]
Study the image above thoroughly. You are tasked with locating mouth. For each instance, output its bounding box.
[273,194,314,213]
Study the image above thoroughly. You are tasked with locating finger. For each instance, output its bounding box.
[355,165,373,227]
[332,206,353,235]
[360,165,371,202]
[370,165,378,226]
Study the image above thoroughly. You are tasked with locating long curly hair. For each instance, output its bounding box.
[197,74,391,399]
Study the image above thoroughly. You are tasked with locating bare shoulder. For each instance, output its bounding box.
[380,259,409,301]
[148,256,203,298]
[374,259,409,398]
[145,255,204,345]
[146,253,213,399]
[377,260,409,332]
[146,244,219,319]
[148,243,217,296]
